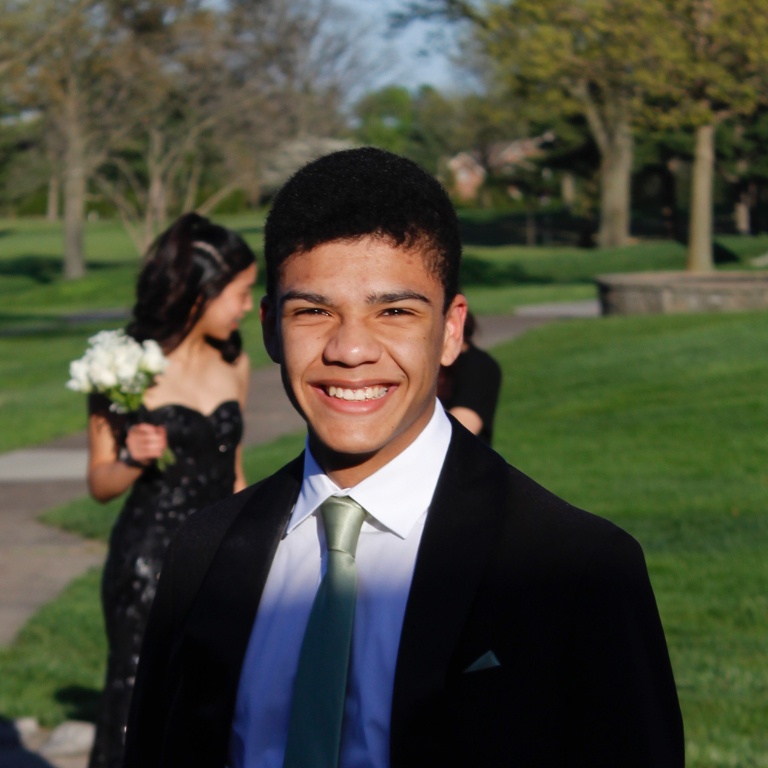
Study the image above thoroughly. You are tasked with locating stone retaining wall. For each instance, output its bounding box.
[595,271,768,315]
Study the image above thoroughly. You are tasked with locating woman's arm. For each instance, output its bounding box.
[87,411,168,502]
[233,444,247,493]
[448,405,484,436]
[232,352,251,492]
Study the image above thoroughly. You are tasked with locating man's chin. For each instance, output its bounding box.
[307,433,380,472]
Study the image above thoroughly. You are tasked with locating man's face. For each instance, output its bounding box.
[261,236,466,486]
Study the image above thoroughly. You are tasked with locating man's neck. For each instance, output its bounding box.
[307,407,438,489]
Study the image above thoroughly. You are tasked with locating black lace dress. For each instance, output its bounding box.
[88,399,243,768]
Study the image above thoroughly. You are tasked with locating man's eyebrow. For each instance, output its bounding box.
[280,290,330,306]
[279,289,433,307]
[371,290,432,305]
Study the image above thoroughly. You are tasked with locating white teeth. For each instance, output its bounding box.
[327,385,388,401]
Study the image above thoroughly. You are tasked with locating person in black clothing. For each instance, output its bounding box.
[123,148,683,768]
[84,214,256,768]
[438,311,501,444]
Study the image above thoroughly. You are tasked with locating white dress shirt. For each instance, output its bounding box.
[229,402,453,768]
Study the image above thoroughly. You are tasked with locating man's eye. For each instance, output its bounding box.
[382,307,413,316]
[295,307,328,316]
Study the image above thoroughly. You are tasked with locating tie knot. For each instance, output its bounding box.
[320,496,366,558]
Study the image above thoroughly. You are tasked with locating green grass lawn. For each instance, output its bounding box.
[492,311,768,768]
[0,216,270,452]
[1,432,306,726]
[2,217,765,450]
[0,310,270,453]
[1,310,766,767]
[1,217,767,763]
[0,215,266,320]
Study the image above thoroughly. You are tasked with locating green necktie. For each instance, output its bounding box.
[283,495,367,768]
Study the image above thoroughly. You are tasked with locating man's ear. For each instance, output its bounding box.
[440,293,468,367]
[260,296,282,364]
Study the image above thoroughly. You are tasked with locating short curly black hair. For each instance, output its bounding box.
[263,146,462,311]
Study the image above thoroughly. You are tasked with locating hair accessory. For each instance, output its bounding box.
[192,240,225,266]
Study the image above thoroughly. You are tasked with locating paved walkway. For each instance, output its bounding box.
[0,302,598,767]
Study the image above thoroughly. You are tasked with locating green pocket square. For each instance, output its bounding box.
[463,650,501,673]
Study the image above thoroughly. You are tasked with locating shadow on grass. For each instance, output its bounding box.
[460,256,553,287]
[0,312,126,337]
[0,256,135,285]
[55,686,100,724]
[458,210,595,248]
[713,241,740,264]
[0,257,61,285]
[460,255,596,287]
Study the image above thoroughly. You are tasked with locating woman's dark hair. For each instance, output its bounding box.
[264,147,462,311]
[127,213,256,362]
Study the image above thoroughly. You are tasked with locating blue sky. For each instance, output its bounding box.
[349,0,462,91]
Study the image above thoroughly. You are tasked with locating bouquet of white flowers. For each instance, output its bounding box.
[67,329,175,469]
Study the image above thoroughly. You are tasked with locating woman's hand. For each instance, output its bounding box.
[89,412,168,502]
[124,423,168,466]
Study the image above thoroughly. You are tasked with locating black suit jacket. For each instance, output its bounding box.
[124,422,684,767]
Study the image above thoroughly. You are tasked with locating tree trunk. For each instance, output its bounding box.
[734,195,750,236]
[734,183,753,236]
[148,174,167,236]
[143,128,168,249]
[687,123,715,273]
[46,175,60,221]
[182,158,202,213]
[63,164,86,280]
[62,89,87,280]
[561,173,576,209]
[597,124,633,248]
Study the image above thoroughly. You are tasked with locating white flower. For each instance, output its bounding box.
[67,328,176,469]
[66,359,93,393]
[66,328,169,410]
[140,340,168,375]
[89,361,118,388]
[114,345,142,386]
[88,330,118,349]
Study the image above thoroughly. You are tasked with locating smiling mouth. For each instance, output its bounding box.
[326,385,389,401]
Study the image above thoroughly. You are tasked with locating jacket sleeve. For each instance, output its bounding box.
[564,528,685,767]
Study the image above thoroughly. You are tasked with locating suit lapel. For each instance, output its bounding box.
[179,455,303,744]
[390,423,509,760]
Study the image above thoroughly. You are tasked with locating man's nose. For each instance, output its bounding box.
[323,319,381,367]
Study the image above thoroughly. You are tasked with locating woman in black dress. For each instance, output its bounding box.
[85,213,257,768]
[437,311,502,445]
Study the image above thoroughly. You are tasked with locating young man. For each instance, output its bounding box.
[124,147,684,767]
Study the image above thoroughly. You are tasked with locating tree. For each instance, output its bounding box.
[409,86,469,173]
[394,0,671,248]
[93,2,238,251]
[352,85,464,173]
[644,0,768,271]
[354,85,415,157]
[2,0,368,263]
[3,0,139,278]
[95,0,364,252]
[632,128,694,242]
[0,113,51,216]
[719,111,768,236]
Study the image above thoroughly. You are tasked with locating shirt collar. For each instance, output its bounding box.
[289,401,452,540]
